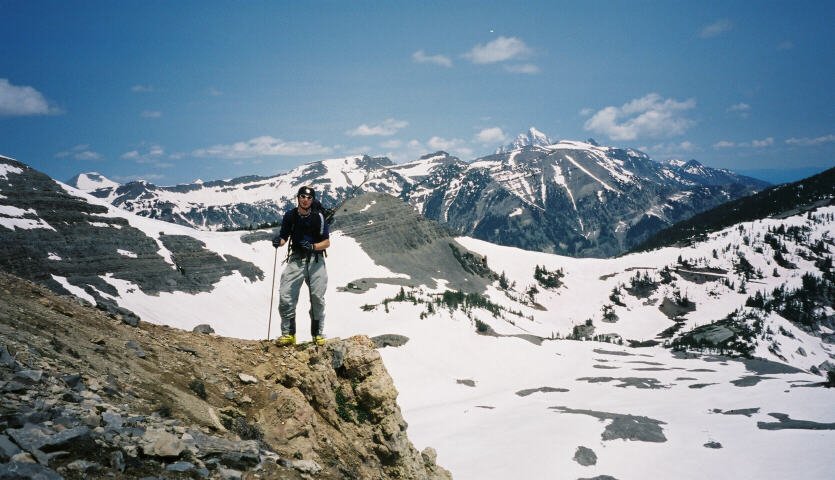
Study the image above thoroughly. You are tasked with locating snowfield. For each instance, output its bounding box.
[27,185,835,478]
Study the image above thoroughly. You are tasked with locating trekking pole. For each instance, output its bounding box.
[266,246,279,341]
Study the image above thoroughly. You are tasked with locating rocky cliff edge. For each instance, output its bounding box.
[0,271,451,479]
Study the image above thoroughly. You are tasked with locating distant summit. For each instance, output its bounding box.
[67,171,120,191]
[496,127,555,153]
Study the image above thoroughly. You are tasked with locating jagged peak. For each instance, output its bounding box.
[496,127,555,153]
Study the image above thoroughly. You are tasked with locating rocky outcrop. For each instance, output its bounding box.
[333,193,495,293]
[0,271,451,479]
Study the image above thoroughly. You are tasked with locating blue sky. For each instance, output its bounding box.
[1,0,833,185]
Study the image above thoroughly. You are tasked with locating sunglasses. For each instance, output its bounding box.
[298,194,313,200]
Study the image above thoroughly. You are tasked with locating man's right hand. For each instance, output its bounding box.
[272,237,282,248]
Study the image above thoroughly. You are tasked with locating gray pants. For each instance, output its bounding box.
[278,254,327,337]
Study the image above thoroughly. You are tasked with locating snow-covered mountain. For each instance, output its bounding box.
[67,171,120,191]
[2,155,834,479]
[409,137,768,257]
[495,126,554,153]
[69,132,768,257]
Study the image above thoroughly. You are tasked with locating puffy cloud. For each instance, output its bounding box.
[346,118,409,137]
[504,63,540,74]
[583,93,696,141]
[412,50,452,67]
[121,144,167,163]
[475,127,506,144]
[55,145,102,161]
[0,78,61,116]
[751,137,774,148]
[699,19,733,38]
[786,134,835,146]
[192,136,332,159]
[464,36,532,64]
[141,110,162,118]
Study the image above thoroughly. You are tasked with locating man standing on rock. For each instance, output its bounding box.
[272,186,330,346]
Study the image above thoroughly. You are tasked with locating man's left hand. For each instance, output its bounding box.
[297,240,315,253]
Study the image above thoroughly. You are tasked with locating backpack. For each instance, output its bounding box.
[283,199,334,263]
[310,198,336,226]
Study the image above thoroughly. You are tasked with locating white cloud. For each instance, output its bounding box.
[713,137,775,148]
[192,136,332,159]
[121,144,168,164]
[728,102,751,115]
[786,134,835,146]
[464,36,532,64]
[141,110,162,118]
[475,127,506,144]
[0,79,61,116]
[55,144,102,161]
[583,93,696,141]
[412,50,453,67]
[131,84,154,93]
[206,87,223,96]
[427,136,473,158]
[346,118,409,137]
[699,19,733,38]
[504,63,540,74]
[713,140,736,148]
[579,108,594,117]
[427,136,461,151]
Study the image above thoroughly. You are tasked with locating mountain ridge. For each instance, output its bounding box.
[633,166,835,252]
[67,133,769,257]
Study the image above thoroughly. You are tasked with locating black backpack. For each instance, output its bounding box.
[310,198,336,226]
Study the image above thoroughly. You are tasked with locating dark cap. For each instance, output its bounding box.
[297,186,315,198]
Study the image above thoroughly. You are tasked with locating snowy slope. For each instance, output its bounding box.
[64,194,834,480]
[4,156,833,479]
